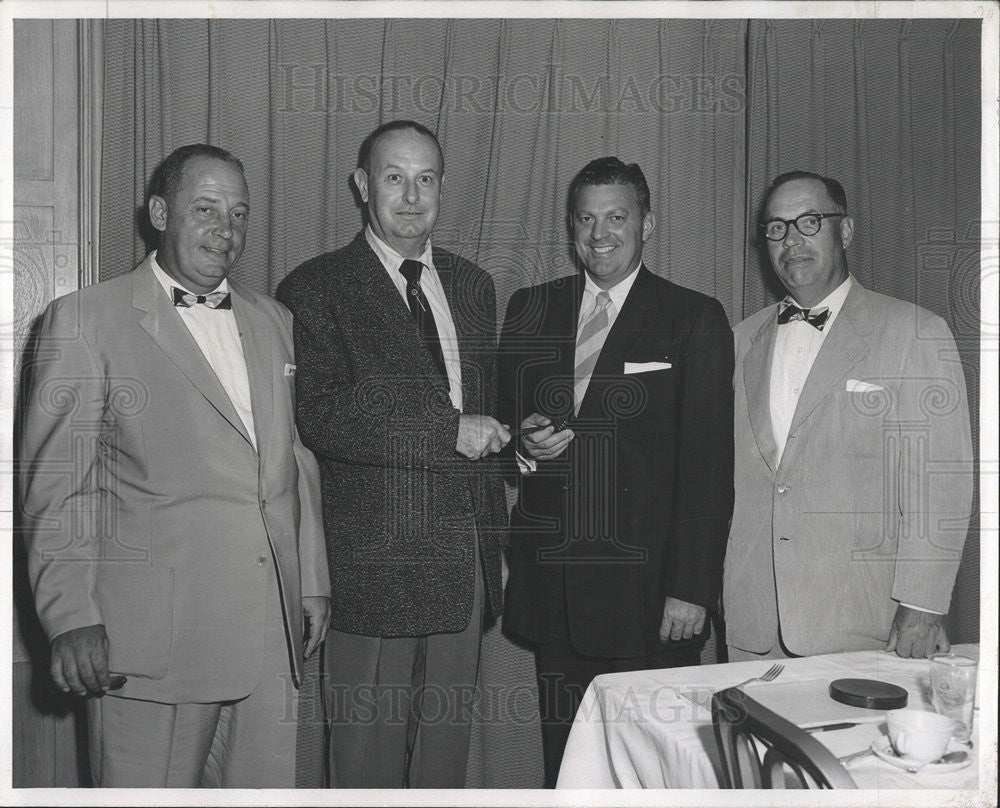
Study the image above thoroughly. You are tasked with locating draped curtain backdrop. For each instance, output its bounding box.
[97,13,982,776]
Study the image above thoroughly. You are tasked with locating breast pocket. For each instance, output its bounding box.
[613,363,677,428]
[830,387,894,458]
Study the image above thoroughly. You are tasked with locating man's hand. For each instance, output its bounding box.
[886,604,949,659]
[659,597,707,643]
[456,414,511,459]
[302,596,332,659]
[519,413,574,461]
[50,624,110,696]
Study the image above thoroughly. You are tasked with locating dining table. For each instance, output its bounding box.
[556,643,982,790]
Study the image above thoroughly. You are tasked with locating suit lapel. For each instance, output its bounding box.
[578,267,655,417]
[131,257,253,445]
[787,283,871,437]
[346,237,451,395]
[743,311,780,473]
[434,249,478,410]
[231,282,273,453]
[561,272,586,384]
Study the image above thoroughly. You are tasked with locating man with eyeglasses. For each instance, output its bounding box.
[723,170,973,661]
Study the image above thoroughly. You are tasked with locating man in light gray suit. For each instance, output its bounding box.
[724,171,973,661]
[20,144,330,786]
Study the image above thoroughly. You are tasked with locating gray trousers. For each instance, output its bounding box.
[325,551,485,788]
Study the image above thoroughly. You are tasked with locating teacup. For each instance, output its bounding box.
[886,708,958,765]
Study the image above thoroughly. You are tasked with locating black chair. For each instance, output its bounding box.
[711,686,857,789]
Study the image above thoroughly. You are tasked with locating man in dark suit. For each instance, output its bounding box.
[19,144,331,786]
[498,157,734,786]
[276,120,510,788]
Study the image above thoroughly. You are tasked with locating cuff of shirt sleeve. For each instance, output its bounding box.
[516,450,537,474]
[898,601,943,615]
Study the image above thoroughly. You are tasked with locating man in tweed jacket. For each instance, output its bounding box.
[276,121,510,788]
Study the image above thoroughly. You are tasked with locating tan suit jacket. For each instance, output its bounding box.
[724,281,973,655]
[20,255,329,703]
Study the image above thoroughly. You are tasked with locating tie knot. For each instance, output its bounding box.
[777,300,830,330]
[399,259,423,284]
[592,291,612,315]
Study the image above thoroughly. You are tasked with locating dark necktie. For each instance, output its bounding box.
[398,259,448,379]
[172,287,232,310]
[777,300,830,331]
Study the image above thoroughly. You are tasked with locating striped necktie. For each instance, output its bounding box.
[574,291,614,415]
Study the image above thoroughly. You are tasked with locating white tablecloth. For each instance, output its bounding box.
[557,643,980,790]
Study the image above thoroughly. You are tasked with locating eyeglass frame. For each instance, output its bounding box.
[760,212,847,242]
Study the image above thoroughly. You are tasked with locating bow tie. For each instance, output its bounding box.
[172,287,232,309]
[777,300,830,331]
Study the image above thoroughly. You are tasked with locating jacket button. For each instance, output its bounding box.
[258,556,268,566]
[776,484,788,494]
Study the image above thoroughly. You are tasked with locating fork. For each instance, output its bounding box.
[729,663,784,690]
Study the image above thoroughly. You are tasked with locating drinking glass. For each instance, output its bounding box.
[929,653,977,744]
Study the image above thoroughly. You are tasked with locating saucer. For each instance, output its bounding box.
[870,736,972,773]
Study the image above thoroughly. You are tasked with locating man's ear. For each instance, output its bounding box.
[148,195,168,233]
[353,168,369,204]
[839,215,855,249]
[642,210,656,242]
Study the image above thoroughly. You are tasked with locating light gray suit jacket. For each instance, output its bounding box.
[20,255,330,703]
[723,280,973,655]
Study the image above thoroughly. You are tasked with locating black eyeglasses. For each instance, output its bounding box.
[761,212,846,241]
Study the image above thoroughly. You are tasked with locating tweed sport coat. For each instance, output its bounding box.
[724,280,973,655]
[20,255,329,703]
[277,233,508,637]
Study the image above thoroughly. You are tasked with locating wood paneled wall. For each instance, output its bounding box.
[12,18,89,788]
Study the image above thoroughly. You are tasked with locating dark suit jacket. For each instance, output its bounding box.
[20,255,329,703]
[498,267,734,658]
[276,232,508,637]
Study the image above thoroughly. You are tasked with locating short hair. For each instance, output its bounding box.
[567,157,651,217]
[150,144,244,204]
[357,120,444,174]
[762,171,848,218]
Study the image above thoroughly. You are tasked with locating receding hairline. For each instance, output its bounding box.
[362,124,444,174]
[763,172,847,216]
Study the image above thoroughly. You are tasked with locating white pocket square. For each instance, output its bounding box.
[624,361,672,374]
[846,379,884,393]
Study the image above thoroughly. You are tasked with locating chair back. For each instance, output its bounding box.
[711,686,857,789]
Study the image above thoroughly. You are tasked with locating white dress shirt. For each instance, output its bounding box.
[577,262,641,334]
[769,275,935,615]
[365,226,463,412]
[151,252,257,448]
[769,275,853,464]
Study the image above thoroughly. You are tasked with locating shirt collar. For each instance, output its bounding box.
[784,274,853,317]
[365,226,434,273]
[582,262,642,312]
[150,250,230,298]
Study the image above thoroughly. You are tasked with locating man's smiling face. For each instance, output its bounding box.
[572,182,654,289]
